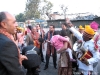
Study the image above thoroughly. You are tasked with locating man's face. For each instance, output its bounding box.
[49,26,54,32]
[61,24,66,30]
[3,13,18,35]
[36,25,40,30]
[83,33,90,41]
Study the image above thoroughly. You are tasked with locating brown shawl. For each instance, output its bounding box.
[47,31,55,55]
[31,32,40,48]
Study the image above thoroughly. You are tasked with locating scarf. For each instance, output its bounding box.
[48,31,54,41]
[47,31,55,55]
[94,34,100,44]
[31,32,39,40]
[40,29,45,38]
[31,32,40,48]
[0,29,22,65]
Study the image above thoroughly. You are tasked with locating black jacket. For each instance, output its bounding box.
[0,34,26,75]
[22,45,41,69]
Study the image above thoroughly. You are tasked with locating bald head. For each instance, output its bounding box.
[0,11,18,34]
[0,12,15,26]
[5,12,16,21]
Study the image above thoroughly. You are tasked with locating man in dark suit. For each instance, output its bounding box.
[0,12,27,75]
[44,25,57,70]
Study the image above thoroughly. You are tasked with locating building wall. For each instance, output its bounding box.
[47,19,100,28]
[71,20,93,28]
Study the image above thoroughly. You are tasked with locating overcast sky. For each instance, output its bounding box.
[0,0,100,16]
[0,0,27,15]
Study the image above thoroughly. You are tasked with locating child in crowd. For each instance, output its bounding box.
[50,30,76,61]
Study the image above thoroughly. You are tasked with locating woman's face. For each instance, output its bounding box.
[32,27,37,33]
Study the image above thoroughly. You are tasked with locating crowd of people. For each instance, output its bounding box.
[0,11,100,75]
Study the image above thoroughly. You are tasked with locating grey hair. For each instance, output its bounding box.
[32,26,36,29]
[0,12,6,22]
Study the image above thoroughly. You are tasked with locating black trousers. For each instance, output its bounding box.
[45,48,57,67]
[40,43,44,62]
[27,67,39,75]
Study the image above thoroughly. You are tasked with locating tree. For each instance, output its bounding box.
[39,0,53,19]
[60,5,68,19]
[25,0,40,19]
[15,13,26,22]
[25,0,53,20]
